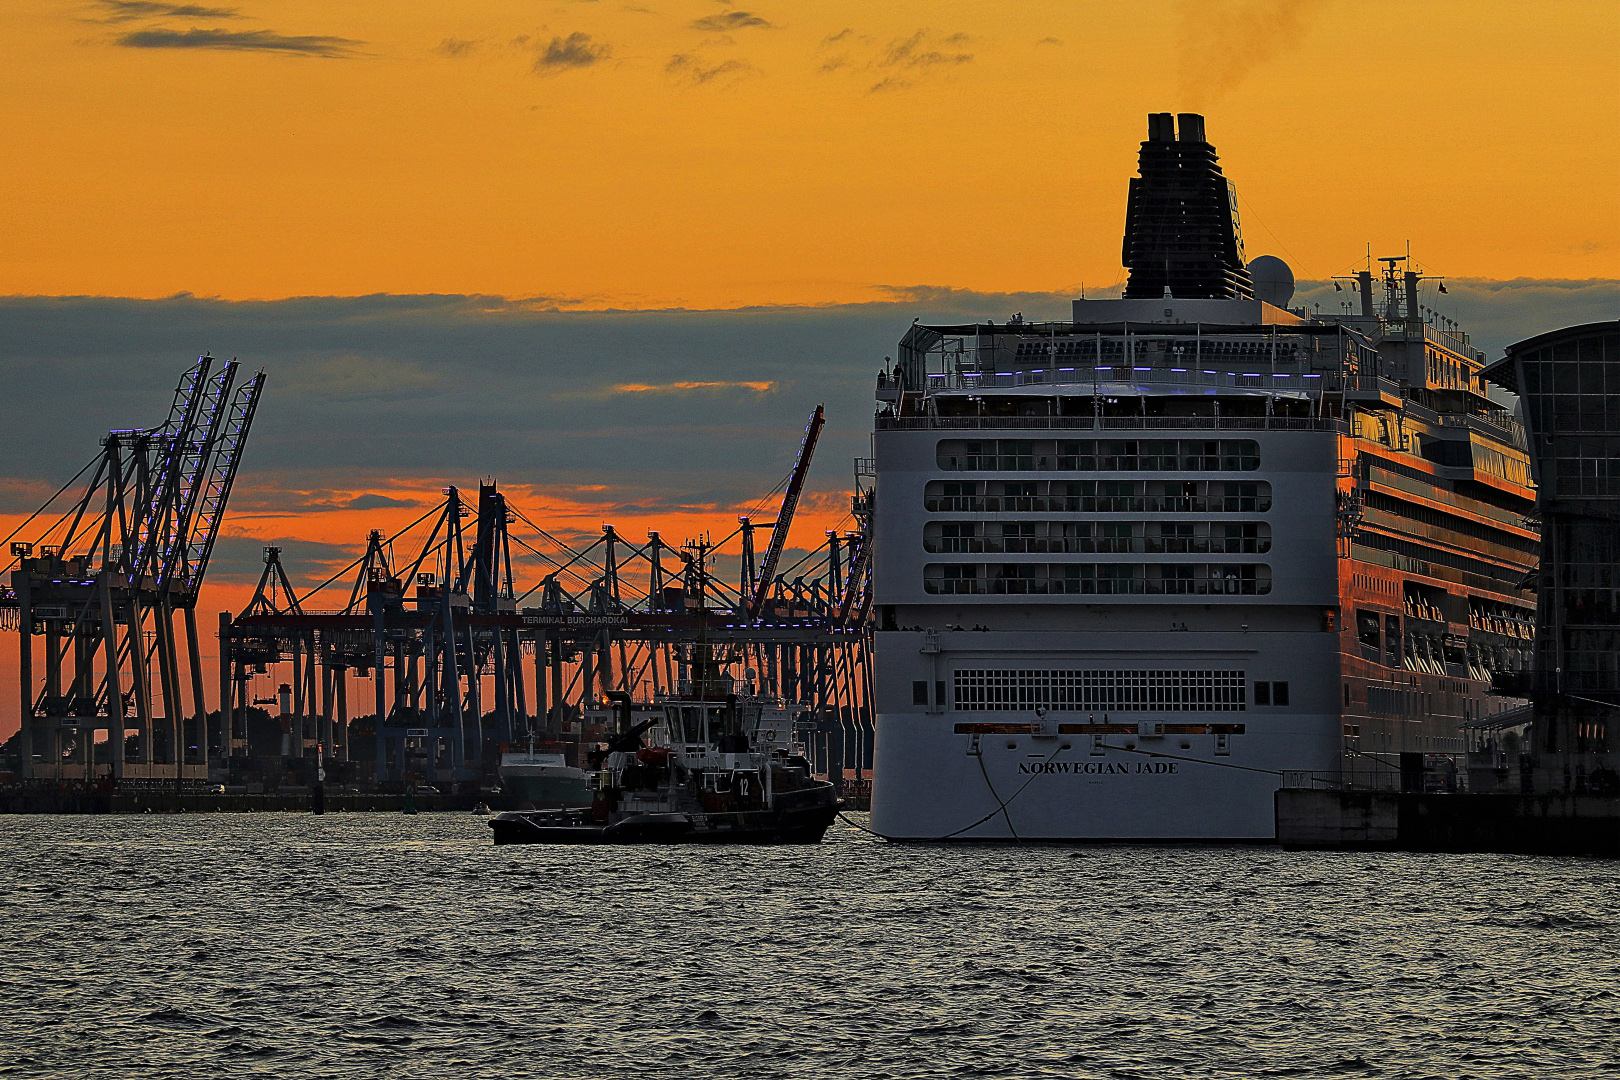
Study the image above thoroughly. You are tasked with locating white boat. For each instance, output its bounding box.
[867,112,1537,840]
[497,748,591,808]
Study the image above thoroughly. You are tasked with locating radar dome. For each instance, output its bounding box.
[1247,255,1294,308]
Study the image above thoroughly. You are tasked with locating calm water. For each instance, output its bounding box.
[1,813,1616,1080]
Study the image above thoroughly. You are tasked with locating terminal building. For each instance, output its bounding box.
[1485,321,1620,794]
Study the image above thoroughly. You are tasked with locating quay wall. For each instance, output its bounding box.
[0,791,499,814]
[1277,788,1620,856]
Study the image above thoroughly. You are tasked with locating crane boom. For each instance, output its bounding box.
[157,360,238,590]
[181,370,265,595]
[748,404,824,618]
[129,356,213,584]
[836,533,869,625]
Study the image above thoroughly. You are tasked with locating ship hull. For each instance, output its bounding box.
[498,772,592,809]
[869,711,1340,841]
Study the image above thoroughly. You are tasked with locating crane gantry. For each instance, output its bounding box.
[4,356,265,783]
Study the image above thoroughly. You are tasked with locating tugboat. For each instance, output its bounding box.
[496,741,591,809]
[488,689,840,845]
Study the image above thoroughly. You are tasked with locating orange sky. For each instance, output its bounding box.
[3,0,1617,307]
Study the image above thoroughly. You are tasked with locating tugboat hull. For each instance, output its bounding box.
[489,801,840,845]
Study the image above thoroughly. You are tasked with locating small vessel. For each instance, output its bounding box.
[497,743,591,809]
[489,691,840,845]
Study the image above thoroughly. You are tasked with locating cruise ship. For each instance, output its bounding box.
[868,112,1538,840]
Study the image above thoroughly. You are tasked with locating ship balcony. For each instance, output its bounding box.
[921,365,1336,396]
[1434,411,1529,451]
[879,414,1345,433]
[1341,376,1404,408]
[923,495,1272,514]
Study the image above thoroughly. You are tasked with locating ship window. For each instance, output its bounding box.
[1356,610,1381,650]
[678,706,705,743]
[1220,441,1260,470]
[1221,482,1268,512]
[999,441,1035,470]
[1183,441,1221,470]
[913,681,929,705]
[1058,441,1095,469]
[926,521,982,554]
[926,564,1270,595]
[1253,681,1289,706]
[937,438,1258,472]
[953,668,1247,712]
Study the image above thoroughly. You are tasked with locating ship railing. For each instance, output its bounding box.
[1338,375,1404,397]
[879,415,1347,433]
[1280,765,1405,791]
[928,366,1338,394]
[1436,411,1527,450]
[926,538,1272,555]
[922,578,1272,597]
[1389,319,1481,362]
[923,496,1272,514]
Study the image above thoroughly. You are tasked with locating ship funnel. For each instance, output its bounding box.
[1122,113,1254,300]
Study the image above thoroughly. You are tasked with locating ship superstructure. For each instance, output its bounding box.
[868,113,1537,840]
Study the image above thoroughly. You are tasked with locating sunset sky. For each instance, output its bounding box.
[4,0,1617,305]
[2,0,1618,735]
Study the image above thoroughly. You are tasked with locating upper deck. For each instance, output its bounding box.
[876,296,1525,461]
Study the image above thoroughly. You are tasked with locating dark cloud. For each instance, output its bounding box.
[0,283,1612,529]
[0,477,63,516]
[208,535,361,587]
[821,28,852,45]
[1037,36,1062,46]
[665,54,760,85]
[690,11,774,31]
[346,494,421,510]
[533,31,610,71]
[114,27,362,56]
[879,29,972,69]
[434,37,478,58]
[93,0,242,22]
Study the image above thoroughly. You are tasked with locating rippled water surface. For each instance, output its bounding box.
[2,813,1617,1079]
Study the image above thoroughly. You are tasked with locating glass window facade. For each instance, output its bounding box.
[1501,325,1620,701]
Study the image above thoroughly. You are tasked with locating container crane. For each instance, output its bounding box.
[748,405,824,619]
